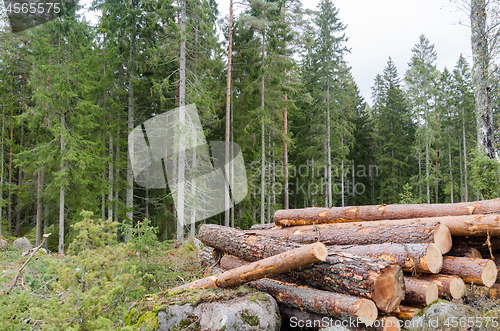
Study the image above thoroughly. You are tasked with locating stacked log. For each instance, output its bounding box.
[190,199,500,330]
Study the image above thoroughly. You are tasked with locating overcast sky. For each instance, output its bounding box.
[218,0,472,105]
[1,0,473,105]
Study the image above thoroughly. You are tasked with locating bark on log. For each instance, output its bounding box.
[390,305,421,320]
[249,221,452,254]
[411,274,465,300]
[446,246,482,259]
[274,199,500,226]
[170,242,327,291]
[197,250,378,326]
[199,224,405,313]
[279,306,401,331]
[441,256,497,287]
[250,278,378,326]
[402,277,438,307]
[325,243,443,274]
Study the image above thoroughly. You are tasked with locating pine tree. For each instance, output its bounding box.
[373,58,416,203]
[405,35,439,203]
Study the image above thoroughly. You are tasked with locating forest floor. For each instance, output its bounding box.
[2,219,500,331]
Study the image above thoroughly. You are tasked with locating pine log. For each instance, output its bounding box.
[170,242,327,291]
[199,224,405,313]
[250,278,378,326]
[390,305,421,320]
[411,274,465,300]
[279,306,401,331]
[274,199,500,226]
[402,277,438,307]
[446,246,482,259]
[249,220,452,254]
[325,243,442,274]
[197,256,378,327]
[441,256,497,287]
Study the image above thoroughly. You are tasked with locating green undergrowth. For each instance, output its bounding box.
[0,211,203,331]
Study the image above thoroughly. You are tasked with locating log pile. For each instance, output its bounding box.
[191,199,500,330]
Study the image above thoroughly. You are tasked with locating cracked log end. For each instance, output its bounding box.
[373,265,405,313]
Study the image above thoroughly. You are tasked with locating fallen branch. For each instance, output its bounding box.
[7,233,51,294]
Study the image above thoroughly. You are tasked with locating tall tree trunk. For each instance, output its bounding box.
[108,133,113,220]
[177,0,187,240]
[260,39,266,225]
[36,169,44,246]
[435,113,438,204]
[284,93,289,209]
[327,82,332,207]
[459,138,464,202]
[114,142,119,223]
[463,109,468,202]
[225,0,233,228]
[341,133,345,207]
[126,43,135,228]
[471,0,496,159]
[426,135,430,204]
[101,136,106,221]
[0,101,3,237]
[8,76,12,236]
[59,113,65,254]
[449,141,454,203]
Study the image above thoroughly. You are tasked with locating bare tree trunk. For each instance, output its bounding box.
[341,133,345,207]
[284,93,289,209]
[59,113,65,254]
[108,134,113,220]
[448,141,454,203]
[0,102,3,237]
[114,143,119,223]
[459,138,464,202]
[126,45,135,229]
[426,135,430,204]
[327,82,332,207]
[471,0,496,159]
[463,109,468,202]
[177,0,187,240]
[225,0,233,228]
[260,40,266,225]
[36,170,44,246]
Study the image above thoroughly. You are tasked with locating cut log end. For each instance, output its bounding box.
[482,260,498,287]
[425,282,439,305]
[312,242,328,261]
[426,243,443,274]
[373,265,405,313]
[357,299,378,326]
[434,224,452,254]
[449,277,466,299]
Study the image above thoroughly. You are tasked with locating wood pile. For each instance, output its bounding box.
[191,198,500,330]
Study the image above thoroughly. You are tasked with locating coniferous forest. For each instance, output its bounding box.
[0,0,500,253]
